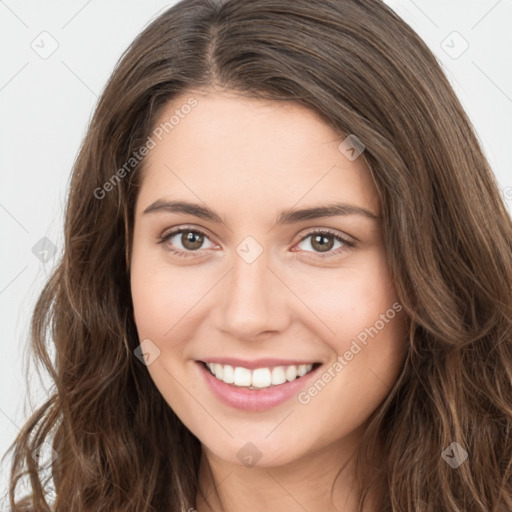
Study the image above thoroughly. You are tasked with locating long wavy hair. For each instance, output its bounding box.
[4,0,512,510]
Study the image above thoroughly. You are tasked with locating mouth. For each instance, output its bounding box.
[198,360,322,390]
[196,359,323,411]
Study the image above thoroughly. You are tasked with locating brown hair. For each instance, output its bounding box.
[4,0,512,510]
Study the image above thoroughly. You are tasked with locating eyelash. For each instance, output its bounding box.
[158,226,356,259]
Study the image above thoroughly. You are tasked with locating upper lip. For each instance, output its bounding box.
[198,357,320,370]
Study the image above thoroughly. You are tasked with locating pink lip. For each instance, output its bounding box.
[199,357,319,370]
[196,361,322,412]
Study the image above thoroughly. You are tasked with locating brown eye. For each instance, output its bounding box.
[310,233,335,252]
[295,229,355,258]
[160,227,215,258]
[180,231,204,250]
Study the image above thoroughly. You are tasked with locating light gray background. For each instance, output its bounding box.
[1,0,511,505]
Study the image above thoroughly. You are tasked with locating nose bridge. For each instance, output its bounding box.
[216,239,287,338]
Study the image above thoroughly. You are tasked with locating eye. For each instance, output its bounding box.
[294,229,356,258]
[158,226,216,258]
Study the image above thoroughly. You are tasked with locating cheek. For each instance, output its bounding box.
[289,252,400,344]
[130,245,217,355]
[130,238,172,337]
[130,238,186,333]
[131,263,161,336]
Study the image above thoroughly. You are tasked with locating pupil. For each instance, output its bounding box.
[183,231,203,250]
[312,234,333,252]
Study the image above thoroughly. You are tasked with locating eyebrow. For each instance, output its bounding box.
[143,199,379,226]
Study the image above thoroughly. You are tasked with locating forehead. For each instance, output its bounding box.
[136,92,379,218]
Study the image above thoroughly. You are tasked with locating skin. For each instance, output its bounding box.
[130,90,408,511]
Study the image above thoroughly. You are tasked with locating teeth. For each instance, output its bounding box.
[252,368,272,388]
[285,365,297,381]
[205,362,315,389]
[271,366,286,385]
[297,364,308,377]
[233,366,252,386]
[214,363,223,380]
[222,364,234,383]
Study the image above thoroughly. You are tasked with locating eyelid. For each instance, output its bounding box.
[294,226,356,245]
[160,224,216,244]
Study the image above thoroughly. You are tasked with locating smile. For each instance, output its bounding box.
[203,361,319,389]
[196,360,323,412]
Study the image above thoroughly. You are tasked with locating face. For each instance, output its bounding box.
[130,91,407,469]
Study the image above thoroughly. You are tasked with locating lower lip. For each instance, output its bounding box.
[196,361,322,412]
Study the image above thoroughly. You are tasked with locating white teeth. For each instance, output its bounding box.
[297,364,308,377]
[205,362,315,389]
[223,364,234,383]
[271,366,286,385]
[251,368,272,388]
[214,363,223,380]
[285,365,297,381]
[233,367,252,387]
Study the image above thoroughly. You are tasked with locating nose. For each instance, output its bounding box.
[214,247,291,341]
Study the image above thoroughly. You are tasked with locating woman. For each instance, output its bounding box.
[4,0,512,510]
